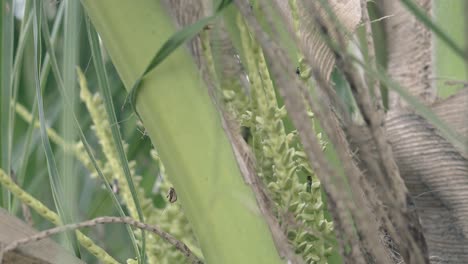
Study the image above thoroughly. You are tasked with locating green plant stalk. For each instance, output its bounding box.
[14,2,65,215]
[81,1,283,263]
[1,0,14,208]
[9,9,33,200]
[62,4,82,257]
[433,0,467,98]
[87,20,147,261]
[32,1,80,254]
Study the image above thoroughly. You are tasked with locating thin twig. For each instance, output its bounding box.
[0,216,203,264]
[368,14,395,24]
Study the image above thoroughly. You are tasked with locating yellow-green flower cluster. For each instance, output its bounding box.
[16,69,200,263]
[237,13,334,263]
[78,69,200,263]
[148,149,202,264]
[78,69,142,219]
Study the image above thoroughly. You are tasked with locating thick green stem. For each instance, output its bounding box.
[434,0,467,98]
[80,1,283,263]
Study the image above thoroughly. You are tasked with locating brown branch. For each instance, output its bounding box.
[0,216,203,264]
[308,0,398,259]
[302,1,429,263]
[308,71,397,264]
[266,0,423,262]
[339,20,430,264]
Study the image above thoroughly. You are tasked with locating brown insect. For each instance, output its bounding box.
[166,187,177,203]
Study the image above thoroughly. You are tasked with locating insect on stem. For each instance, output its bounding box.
[167,187,177,203]
[306,176,312,193]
